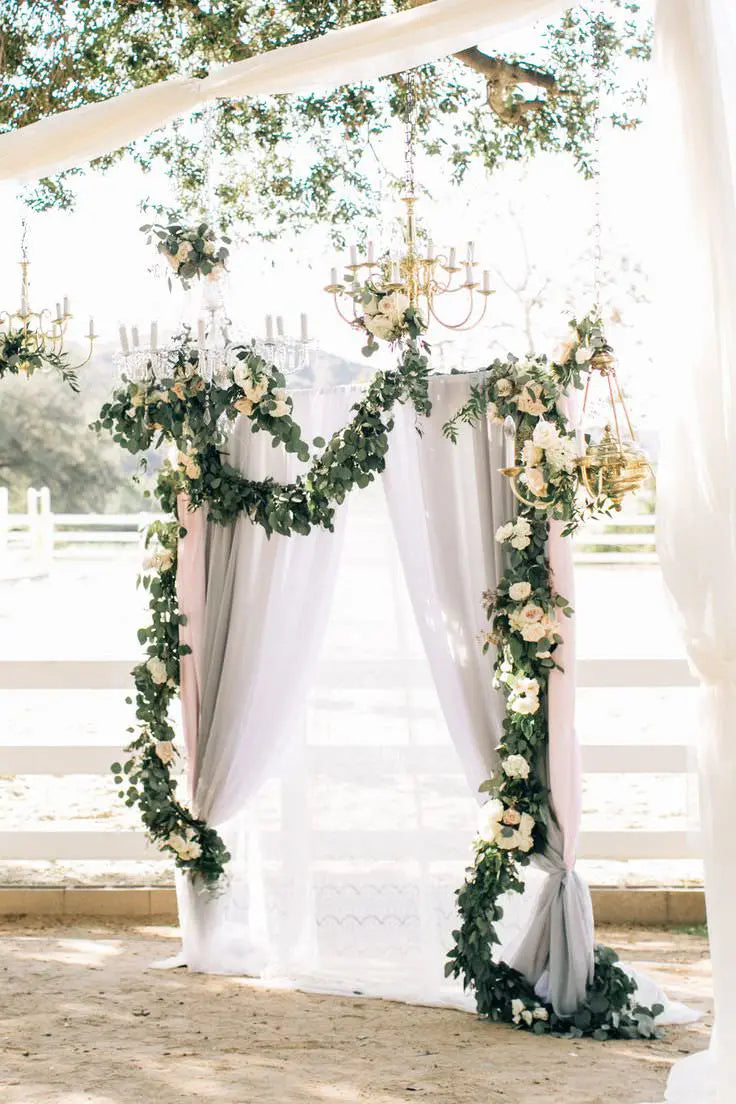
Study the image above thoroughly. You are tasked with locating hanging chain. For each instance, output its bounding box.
[404,68,418,198]
[200,101,218,224]
[20,216,29,263]
[591,11,605,319]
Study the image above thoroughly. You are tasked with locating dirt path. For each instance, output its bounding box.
[0,921,711,1104]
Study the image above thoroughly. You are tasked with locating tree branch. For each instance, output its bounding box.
[407,0,558,125]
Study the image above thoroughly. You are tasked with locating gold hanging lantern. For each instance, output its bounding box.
[577,344,649,510]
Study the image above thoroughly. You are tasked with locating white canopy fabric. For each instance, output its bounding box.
[0,0,567,183]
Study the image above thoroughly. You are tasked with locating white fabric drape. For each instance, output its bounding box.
[652,1,736,1101]
[192,385,356,828]
[0,0,569,183]
[383,374,593,1015]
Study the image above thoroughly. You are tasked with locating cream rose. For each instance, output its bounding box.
[502,754,530,780]
[234,397,254,416]
[516,382,547,416]
[146,656,168,685]
[509,581,531,602]
[495,377,514,398]
[155,740,175,765]
[521,440,544,466]
[575,344,594,364]
[524,467,548,497]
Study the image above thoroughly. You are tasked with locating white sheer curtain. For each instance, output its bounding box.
[177,385,357,971]
[650,1,736,1101]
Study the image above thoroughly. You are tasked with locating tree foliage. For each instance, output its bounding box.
[1,1,651,234]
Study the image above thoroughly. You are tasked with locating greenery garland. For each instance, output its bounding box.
[442,316,662,1039]
[140,219,231,290]
[96,292,430,883]
[0,327,79,390]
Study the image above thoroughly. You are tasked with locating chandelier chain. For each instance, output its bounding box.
[592,11,605,318]
[404,68,417,198]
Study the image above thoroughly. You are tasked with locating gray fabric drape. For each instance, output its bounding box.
[192,386,358,826]
[383,372,592,1017]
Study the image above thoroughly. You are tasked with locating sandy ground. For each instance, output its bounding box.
[0,921,711,1104]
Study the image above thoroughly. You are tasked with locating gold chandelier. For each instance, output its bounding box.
[325,70,493,332]
[0,220,96,369]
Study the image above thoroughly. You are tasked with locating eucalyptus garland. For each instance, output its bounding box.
[141,218,231,290]
[96,295,430,881]
[0,327,79,390]
[442,316,662,1039]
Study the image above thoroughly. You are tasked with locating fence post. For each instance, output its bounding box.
[0,487,8,564]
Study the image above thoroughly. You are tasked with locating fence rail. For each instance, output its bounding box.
[1,495,657,569]
[0,657,699,865]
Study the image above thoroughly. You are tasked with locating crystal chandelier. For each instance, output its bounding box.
[116,309,315,384]
[325,71,493,332]
[1,220,96,369]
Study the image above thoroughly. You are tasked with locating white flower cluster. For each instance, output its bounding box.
[502,754,530,780]
[167,828,202,861]
[495,517,532,551]
[143,547,173,573]
[507,674,541,716]
[363,291,410,342]
[146,656,169,685]
[530,419,577,474]
[166,236,223,281]
[510,998,549,1026]
[232,370,289,418]
[478,797,535,852]
[508,600,557,645]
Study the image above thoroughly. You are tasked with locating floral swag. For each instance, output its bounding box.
[97,271,659,1040]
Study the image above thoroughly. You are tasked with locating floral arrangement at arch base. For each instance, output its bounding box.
[442,316,662,1040]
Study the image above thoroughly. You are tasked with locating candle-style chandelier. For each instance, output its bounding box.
[325,71,493,331]
[1,219,96,370]
[116,307,315,384]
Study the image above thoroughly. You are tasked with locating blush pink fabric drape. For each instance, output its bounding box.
[175,494,207,798]
[547,520,580,872]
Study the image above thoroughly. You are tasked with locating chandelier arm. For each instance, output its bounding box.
[501,469,556,510]
[428,288,486,331]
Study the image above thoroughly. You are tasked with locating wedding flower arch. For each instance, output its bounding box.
[96,249,660,1039]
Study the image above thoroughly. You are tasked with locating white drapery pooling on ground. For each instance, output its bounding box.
[173,374,588,1014]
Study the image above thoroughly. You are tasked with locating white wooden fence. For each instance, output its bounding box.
[1,492,689,867]
[0,489,657,568]
[0,656,699,865]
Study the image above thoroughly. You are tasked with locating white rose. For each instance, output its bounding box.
[519,602,545,623]
[509,582,531,602]
[502,754,530,780]
[511,998,526,1018]
[575,344,594,364]
[495,378,514,398]
[146,656,168,685]
[521,1010,534,1026]
[546,436,577,474]
[495,522,514,544]
[510,531,531,551]
[516,382,547,416]
[521,621,548,643]
[515,518,532,537]
[155,740,175,765]
[379,290,409,319]
[521,441,544,466]
[536,650,552,660]
[531,420,560,450]
[243,377,269,403]
[364,312,396,341]
[513,676,540,697]
[168,831,202,861]
[477,798,504,842]
[270,400,290,418]
[533,1007,549,1021]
